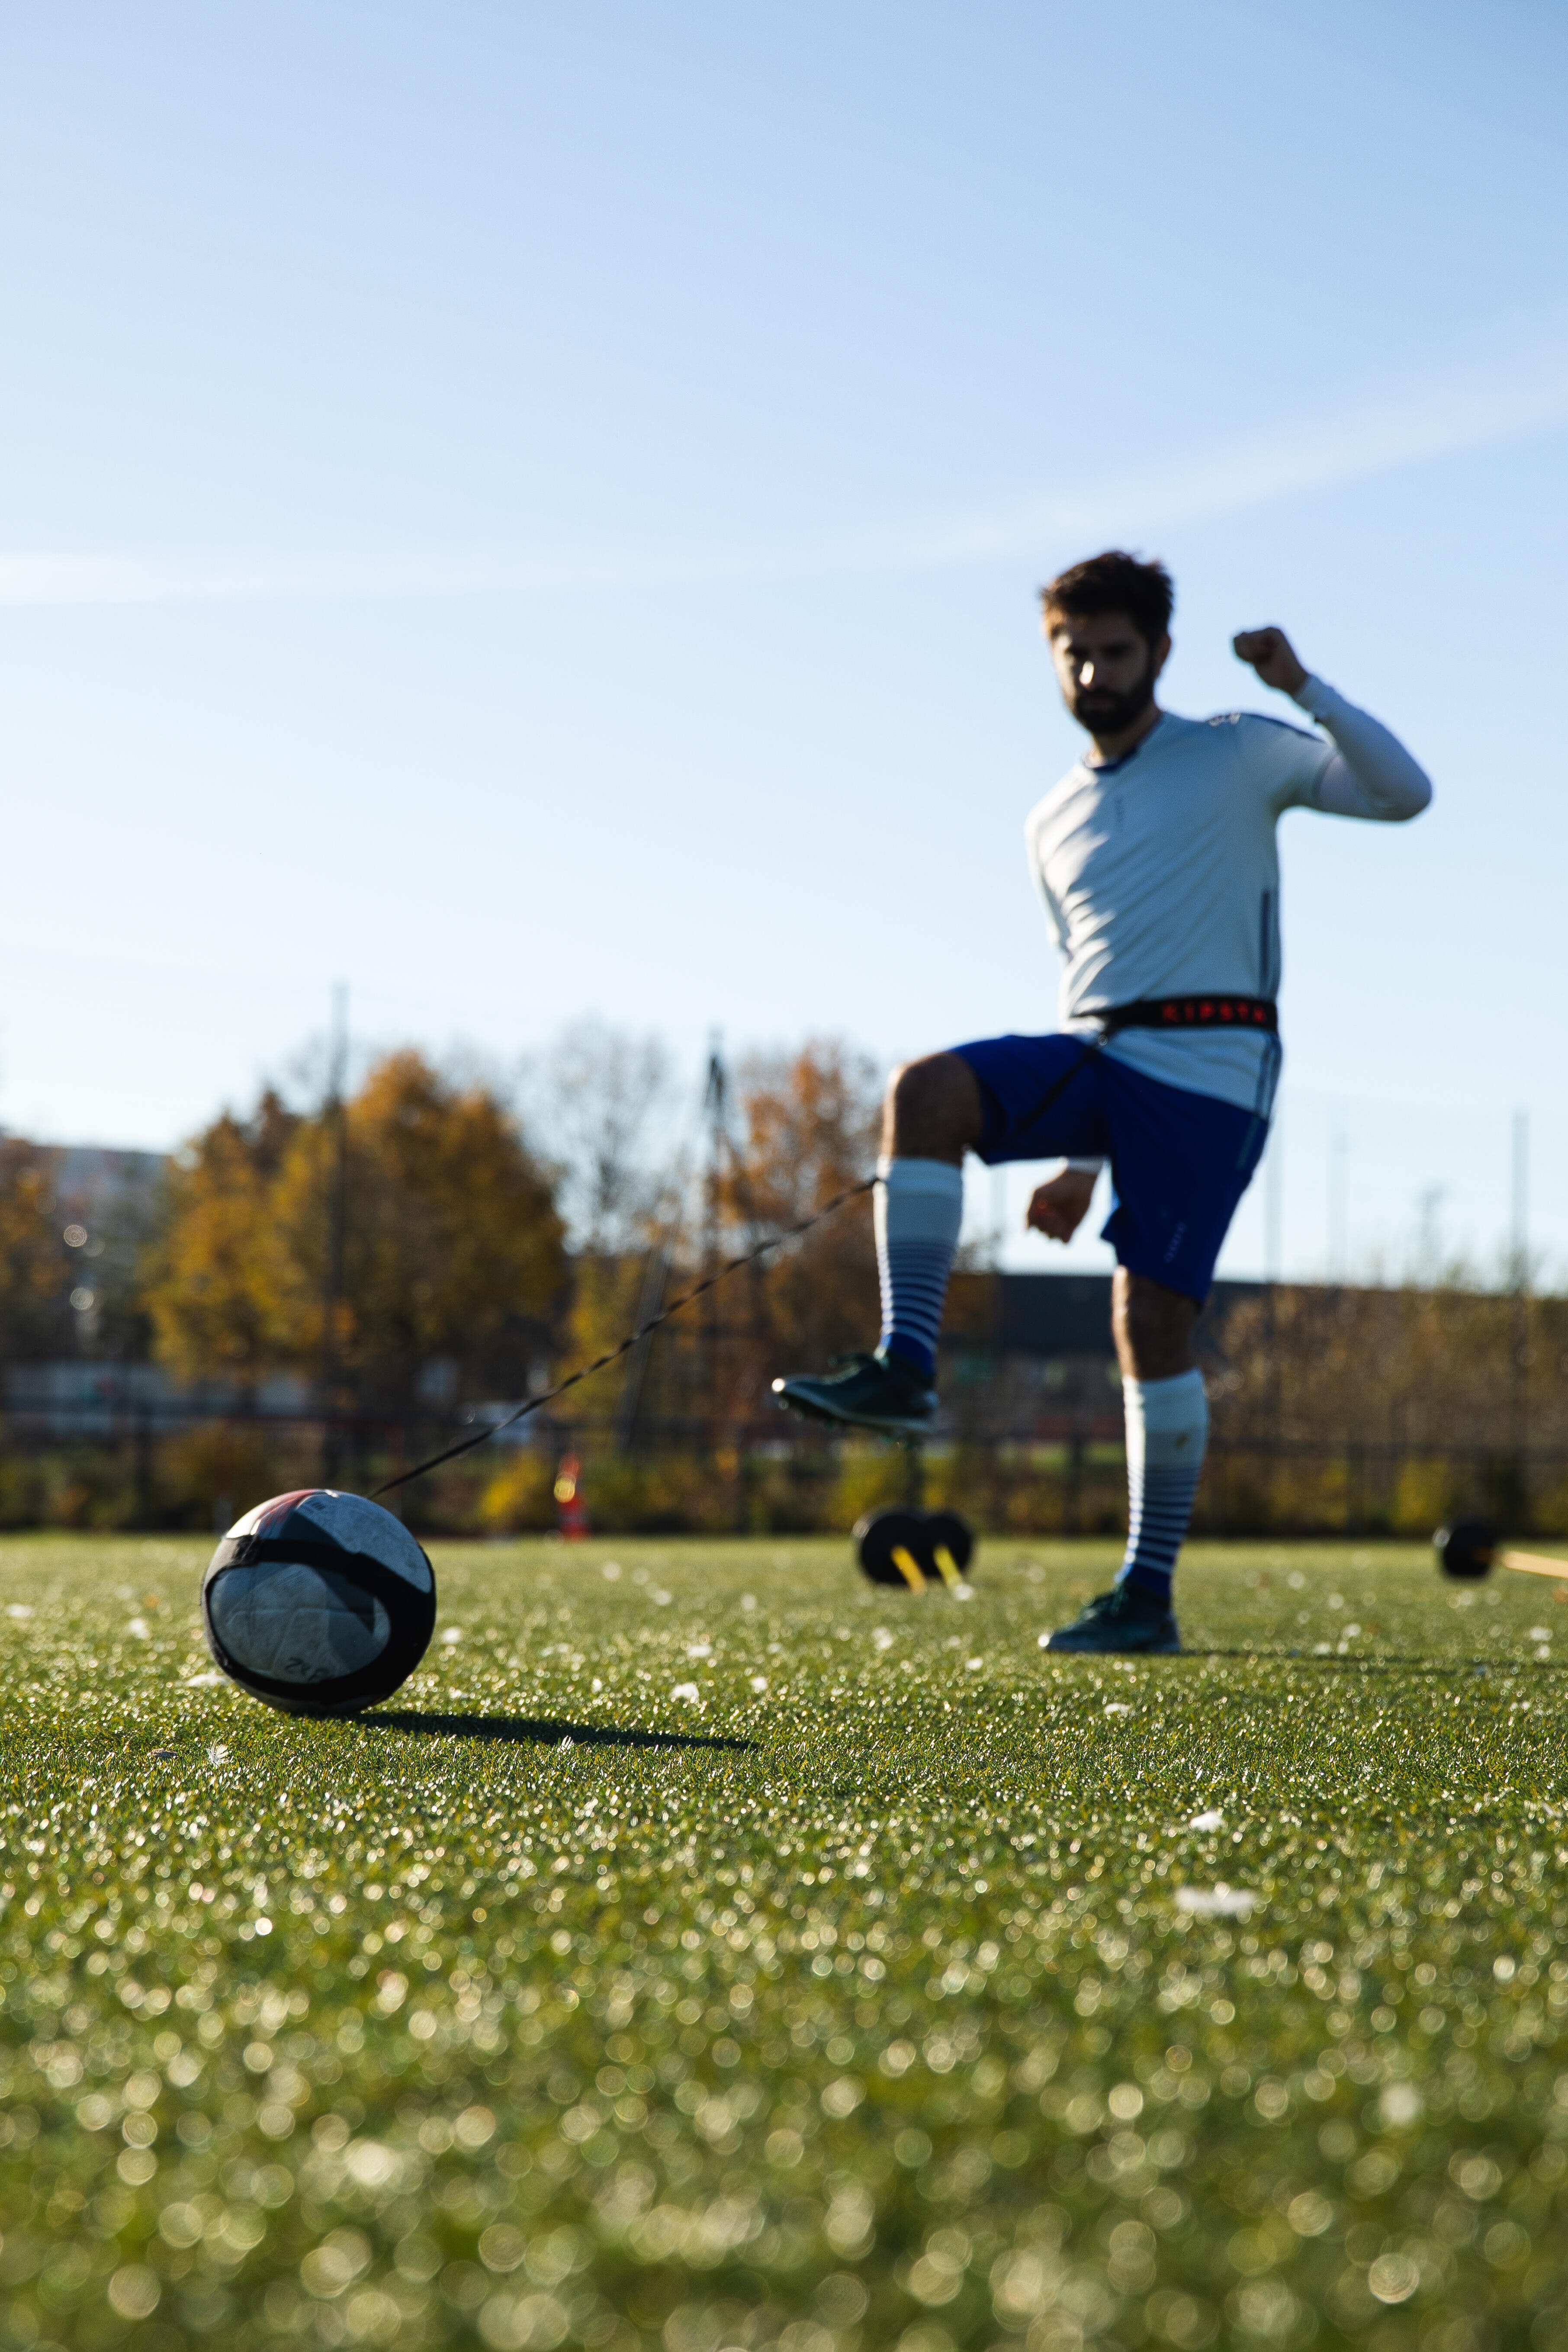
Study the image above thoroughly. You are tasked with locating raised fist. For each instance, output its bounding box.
[1232,626,1309,696]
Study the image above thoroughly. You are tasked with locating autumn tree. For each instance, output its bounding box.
[0,1139,74,1360]
[724,1036,882,1371]
[620,1038,883,1443]
[515,1020,685,1433]
[145,1054,566,1407]
[566,1038,883,1452]
[519,1017,678,1252]
[142,1092,300,1387]
[0,1140,164,1366]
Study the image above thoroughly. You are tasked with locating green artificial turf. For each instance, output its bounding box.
[3,1532,1568,2352]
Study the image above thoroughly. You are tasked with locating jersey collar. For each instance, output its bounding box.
[1084,710,1168,777]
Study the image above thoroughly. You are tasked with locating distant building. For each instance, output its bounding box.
[49,1143,166,1205]
[2,1361,313,1441]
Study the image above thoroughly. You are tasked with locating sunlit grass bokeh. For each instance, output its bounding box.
[3,1533,1567,2352]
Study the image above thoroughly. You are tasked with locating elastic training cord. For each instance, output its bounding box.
[373,1175,876,1497]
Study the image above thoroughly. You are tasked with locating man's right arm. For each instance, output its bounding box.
[1232,626,1432,821]
[1290,676,1433,821]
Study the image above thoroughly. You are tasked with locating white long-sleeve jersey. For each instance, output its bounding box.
[1023,675,1432,1118]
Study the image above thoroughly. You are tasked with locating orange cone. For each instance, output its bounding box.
[554,1454,590,1539]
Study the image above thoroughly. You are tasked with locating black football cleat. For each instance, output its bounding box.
[1045,1583,1182,1655]
[771,1350,937,1436]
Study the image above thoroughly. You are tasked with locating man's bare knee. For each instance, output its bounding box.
[1112,1269,1199,1381]
[883,1053,982,1165]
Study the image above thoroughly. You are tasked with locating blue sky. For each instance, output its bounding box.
[3,1,1566,1282]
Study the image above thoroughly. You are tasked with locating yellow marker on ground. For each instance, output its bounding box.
[890,1545,927,1592]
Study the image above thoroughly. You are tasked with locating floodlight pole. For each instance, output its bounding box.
[615,1243,669,1452]
[1328,1112,1348,1280]
[321,984,350,1486]
[700,1034,726,1457]
[1510,1108,1529,1520]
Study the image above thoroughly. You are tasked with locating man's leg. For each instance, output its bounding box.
[1047,1269,1205,1653]
[1112,1266,1199,1381]
[874,1054,979,1378]
[771,1052,980,1433]
[1111,1270,1208,1608]
[1045,1064,1264,1654]
[774,1034,1101,1434]
[881,1051,983,1161]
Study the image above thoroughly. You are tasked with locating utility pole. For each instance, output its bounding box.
[321,984,349,1486]
[724,1099,774,1534]
[615,1242,669,1453]
[1510,1109,1529,1524]
[1416,1185,1446,1279]
[700,1034,726,1457]
[1328,1112,1349,1280]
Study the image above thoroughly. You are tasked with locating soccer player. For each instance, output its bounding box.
[774,551,1432,1654]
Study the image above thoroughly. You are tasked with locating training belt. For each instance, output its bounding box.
[1010,994,1279,1141]
[1096,993,1278,1036]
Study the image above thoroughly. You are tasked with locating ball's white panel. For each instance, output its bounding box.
[209,1563,391,1685]
[226,1488,317,1541]
[299,1491,434,1593]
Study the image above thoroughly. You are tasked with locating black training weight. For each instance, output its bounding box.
[853,1508,977,1590]
[1434,1517,1498,1581]
[924,1511,976,1578]
[855,1509,938,1590]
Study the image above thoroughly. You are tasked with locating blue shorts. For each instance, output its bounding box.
[953,1031,1268,1305]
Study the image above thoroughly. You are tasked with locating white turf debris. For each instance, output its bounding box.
[1175,1883,1258,1918]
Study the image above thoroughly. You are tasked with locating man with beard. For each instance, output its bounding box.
[773,549,1432,1654]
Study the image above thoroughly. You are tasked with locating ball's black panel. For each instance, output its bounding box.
[854,1508,936,1589]
[924,1511,976,1579]
[201,1488,437,1716]
[1434,1517,1498,1581]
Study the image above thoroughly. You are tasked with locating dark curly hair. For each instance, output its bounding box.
[1040,550,1174,646]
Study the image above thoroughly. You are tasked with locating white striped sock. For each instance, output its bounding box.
[874,1156,964,1379]
[1116,1369,1208,1603]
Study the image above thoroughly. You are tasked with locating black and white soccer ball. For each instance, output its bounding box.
[202,1489,437,1717]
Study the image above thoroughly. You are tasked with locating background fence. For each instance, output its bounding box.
[1,1388,1562,1541]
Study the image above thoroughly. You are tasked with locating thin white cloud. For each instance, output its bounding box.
[0,547,760,604]
[3,320,1567,606]
[837,321,1568,567]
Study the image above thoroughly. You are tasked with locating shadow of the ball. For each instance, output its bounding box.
[240,1674,426,1719]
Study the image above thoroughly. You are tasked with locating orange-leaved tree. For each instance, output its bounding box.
[266,1050,566,1403]
[0,1138,74,1360]
[146,1054,566,1406]
[717,1038,883,1415]
[142,1092,300,1387]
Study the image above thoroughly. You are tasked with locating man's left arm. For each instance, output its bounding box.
[1234,626,1433,821]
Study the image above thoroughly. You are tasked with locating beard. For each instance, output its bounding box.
[1068,653,1159,738]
